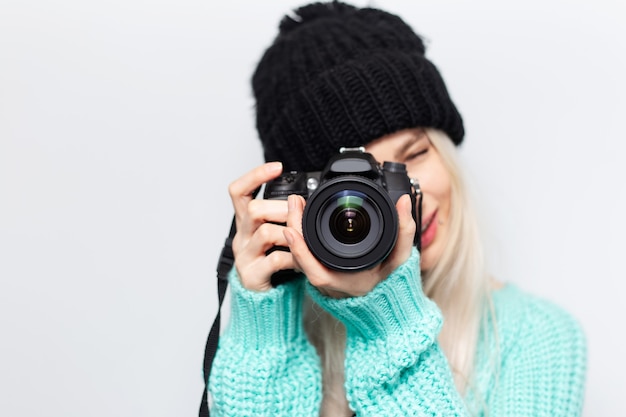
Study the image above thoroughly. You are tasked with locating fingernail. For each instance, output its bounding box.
[265,161,282,173]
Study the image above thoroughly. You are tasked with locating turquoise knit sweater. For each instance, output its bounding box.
[208,249,587,416]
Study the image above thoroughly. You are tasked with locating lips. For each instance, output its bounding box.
[420,210,438,249]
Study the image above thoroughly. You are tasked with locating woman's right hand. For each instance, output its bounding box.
[228,161,296,292]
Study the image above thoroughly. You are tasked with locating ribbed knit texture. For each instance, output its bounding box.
[252,1,464,173]
[466,284,588,416]
[208,271,322,416]
[209,248,587,416]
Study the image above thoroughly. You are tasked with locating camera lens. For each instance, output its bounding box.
[329,195,371,244]
[303,177,398,271]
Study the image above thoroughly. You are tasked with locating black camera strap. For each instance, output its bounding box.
[414,183,423,253]
[199,216,236,417]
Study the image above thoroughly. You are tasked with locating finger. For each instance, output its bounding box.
[228,162,283,219]
[235,223,294,290]
[386,194,417,268]
[237,250,295,292]
[245,222,290,256]
[237,199,289,238]
[286,194,305,234]
[283,226,324,280]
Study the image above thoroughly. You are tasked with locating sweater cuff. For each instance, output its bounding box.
[226,267,307,349]
[306,248,441,340]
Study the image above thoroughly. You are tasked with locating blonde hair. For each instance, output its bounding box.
[303,129,493,416]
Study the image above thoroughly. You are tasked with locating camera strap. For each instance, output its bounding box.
[415,185,423,252]
[198,216,236,417]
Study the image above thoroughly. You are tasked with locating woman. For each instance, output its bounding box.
[208,2,587,415]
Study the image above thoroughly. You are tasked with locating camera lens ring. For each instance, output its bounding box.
[302,176,398,271]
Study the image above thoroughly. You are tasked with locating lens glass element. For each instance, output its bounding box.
[329,195,371,244]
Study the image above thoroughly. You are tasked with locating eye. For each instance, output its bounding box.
[402,136,432,162]
[405,147,429,162]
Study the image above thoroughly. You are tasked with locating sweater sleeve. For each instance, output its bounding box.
[482,289,588,417]
[208,268,322,416]
[306,248,468,416]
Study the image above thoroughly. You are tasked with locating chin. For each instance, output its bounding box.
[419,252,434,273]
[419,245,441,273]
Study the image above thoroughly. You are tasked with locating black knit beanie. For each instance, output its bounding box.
[252,1,464,173]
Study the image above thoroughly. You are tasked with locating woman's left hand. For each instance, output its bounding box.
[283,193,417,298]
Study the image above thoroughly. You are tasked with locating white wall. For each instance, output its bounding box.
[1,0,624,415]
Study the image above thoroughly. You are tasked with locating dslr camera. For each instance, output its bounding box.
[264,147,422,273]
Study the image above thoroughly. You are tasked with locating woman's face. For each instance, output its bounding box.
[365,128,451,272]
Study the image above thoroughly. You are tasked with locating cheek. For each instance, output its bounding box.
[410,158,452,211]
[433,174,452,214]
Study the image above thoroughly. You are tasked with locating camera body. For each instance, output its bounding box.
[264,147,421,273]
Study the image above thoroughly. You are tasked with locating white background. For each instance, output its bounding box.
[1,0,624,415]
